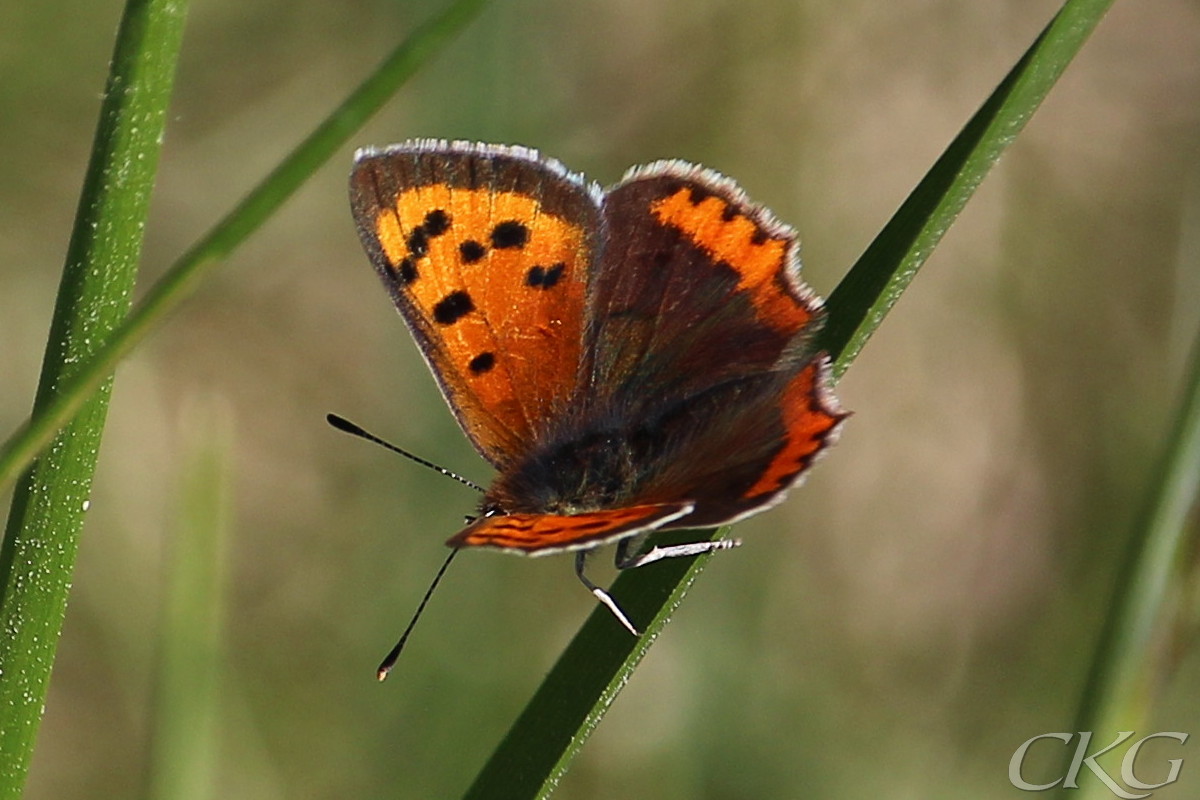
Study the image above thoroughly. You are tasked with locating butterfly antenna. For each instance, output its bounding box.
[326,413,485,493]
[375,548,460,681]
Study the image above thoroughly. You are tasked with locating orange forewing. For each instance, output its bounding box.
[380,186,588,435]
[352,149,597,467]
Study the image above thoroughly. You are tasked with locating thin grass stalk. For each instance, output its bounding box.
[1067,332,1200,800]
[0,0,189,795]
[146,405,231,800]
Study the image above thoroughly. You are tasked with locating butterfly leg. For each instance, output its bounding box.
[615,534,742,570]
[574,551,641,636]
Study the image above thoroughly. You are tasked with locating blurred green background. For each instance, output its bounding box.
[4,0,1199,797]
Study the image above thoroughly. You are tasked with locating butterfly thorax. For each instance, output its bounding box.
[482,423,662,517]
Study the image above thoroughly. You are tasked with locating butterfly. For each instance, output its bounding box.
[348,139,847,646]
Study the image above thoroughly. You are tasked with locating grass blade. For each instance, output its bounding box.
[1067,334,1200,800]
[463,0,1116,797]
[146,405,232,800]
[0,0,189,795]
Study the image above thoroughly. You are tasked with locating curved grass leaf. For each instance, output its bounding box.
[463,1,1116,797]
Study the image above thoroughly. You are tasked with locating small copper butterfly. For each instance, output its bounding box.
[348,140,847,640]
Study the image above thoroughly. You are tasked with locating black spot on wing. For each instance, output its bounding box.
[407,228,428,258]
[433,290,474,325]
[526,262,565,290]
[423,209,450,236]
[460,240,486,264]
[468,352,495,374]
[491,220,529,249]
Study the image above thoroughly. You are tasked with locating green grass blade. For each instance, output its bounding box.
[0,0,491,493]
[0,0,189,795]
[1068,336,1200,800]
[146,405,231,800]
[463,1,1115,797]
